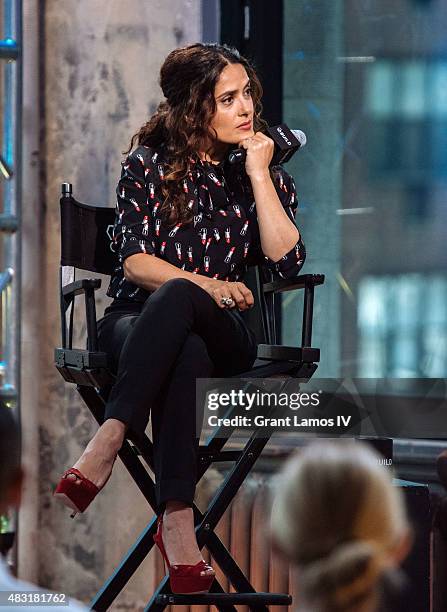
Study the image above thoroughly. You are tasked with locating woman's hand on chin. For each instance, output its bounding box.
[238,132,274,180]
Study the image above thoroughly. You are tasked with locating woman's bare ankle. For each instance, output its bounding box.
[161,502,204,566]
[164,504,194,530]
[68,420,127,488]
[98,419,127,451]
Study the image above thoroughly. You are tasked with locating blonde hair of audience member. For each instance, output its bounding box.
[270,440,412,612]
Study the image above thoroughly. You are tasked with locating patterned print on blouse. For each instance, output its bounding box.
[107,145,306,302]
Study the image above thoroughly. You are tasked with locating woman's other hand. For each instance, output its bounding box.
[238,132,274,180]
[199,278,254,311]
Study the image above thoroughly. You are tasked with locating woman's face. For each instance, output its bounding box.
[208,63,255,148]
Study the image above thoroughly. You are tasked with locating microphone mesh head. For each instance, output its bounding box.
[291,129,307,147]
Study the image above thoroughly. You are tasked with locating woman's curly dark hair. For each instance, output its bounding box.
[124,42,268,227]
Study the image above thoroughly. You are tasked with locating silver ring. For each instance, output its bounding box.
[221,296,234,307]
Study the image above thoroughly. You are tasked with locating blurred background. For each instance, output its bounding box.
[0,0,446,610]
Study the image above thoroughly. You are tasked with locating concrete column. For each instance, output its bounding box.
[19,0,41,586]
[36,1,201,607]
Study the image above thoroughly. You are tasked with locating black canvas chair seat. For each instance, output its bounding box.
[55,183,324,611]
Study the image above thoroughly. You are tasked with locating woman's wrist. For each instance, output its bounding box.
[247,170,271,184]
[182,271,215,290]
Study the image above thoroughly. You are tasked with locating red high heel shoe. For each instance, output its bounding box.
[153,514,215,594]
[53,468,100,517]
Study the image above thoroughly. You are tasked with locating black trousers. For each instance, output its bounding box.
[97,278,258,511]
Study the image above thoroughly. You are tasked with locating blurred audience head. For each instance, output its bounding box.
[270,440,412,612]
[0,404,22,515]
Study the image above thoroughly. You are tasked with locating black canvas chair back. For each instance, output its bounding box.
[60,183,117,275]
[59,182,283,349]
[55,183,324,611]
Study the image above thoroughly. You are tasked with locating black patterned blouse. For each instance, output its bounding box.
[106,144,306,303]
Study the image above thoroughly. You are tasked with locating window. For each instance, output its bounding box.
[358,274,447,377]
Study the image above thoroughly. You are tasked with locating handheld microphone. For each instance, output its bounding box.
[228,124,307,166]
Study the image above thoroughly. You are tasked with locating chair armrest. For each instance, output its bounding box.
[61,278,102,351]
[62,278,102,299]
[262,274,325,294]
[262,274,325,348]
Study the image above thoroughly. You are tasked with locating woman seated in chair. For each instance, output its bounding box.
[270,440,412,612]
[54,42,305,594]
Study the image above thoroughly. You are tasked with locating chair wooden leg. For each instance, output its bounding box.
[74,376,301,611]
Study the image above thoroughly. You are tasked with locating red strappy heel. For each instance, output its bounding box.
[53,468,100,518]
[153,514,215,594]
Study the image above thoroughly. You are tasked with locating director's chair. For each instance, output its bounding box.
[54,182,325,611]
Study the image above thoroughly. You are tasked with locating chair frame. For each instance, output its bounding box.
[54,183,325,611]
